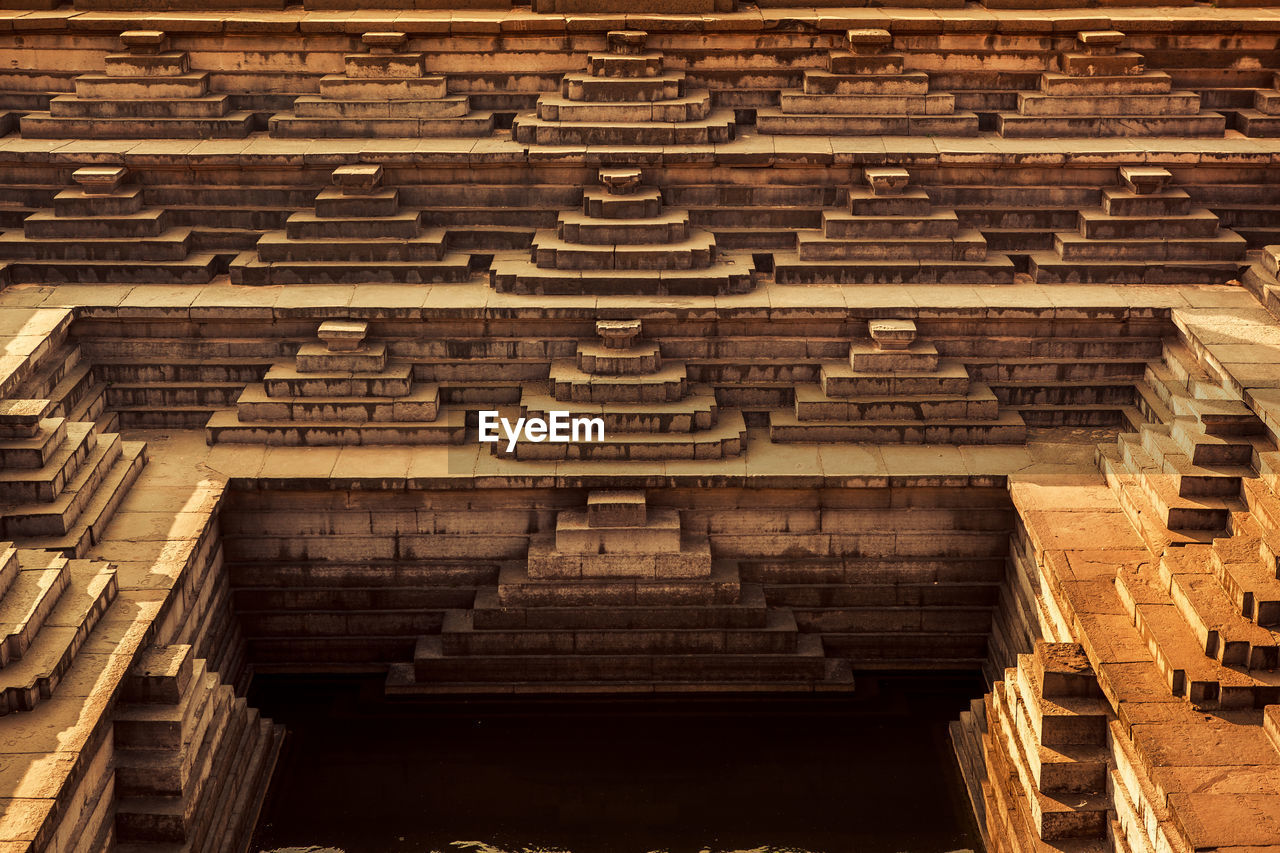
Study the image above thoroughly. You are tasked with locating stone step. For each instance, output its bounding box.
[1236,108,1280,137]
[1211,535,1280,627]
[50,94,231,119]
[268,113,494,138]
[318,75,447,101]
[256,227,447,263]
[1003,673,1108,795]
[1115,436,1233,531]
[575,341,662,375]
[821,209,960,239]
[440,607,798,656]
[0,422,97,505]
[1161,546,1279,670]
[0,560,69,668]
[229,249,471,285]
[495,560,742,608]
[204,407,465,446]
[557,209,691,245]
[501,410,747,460]
[1039,71,1173,95]
[1054,230,1246,262]
[490,252,753,296]
[794,381,1000,421]
[1015,91,1201,116]
[284,210,422,241]
[114,662,215,749]
[0,433,122,538]
[532,229,715,271]
[20,441,147,558]
[1076,209,1221,240]
[521,389,719,433]
[1171,420,1257,466]
[22,208,170,240]
[998,112,1227,138]
[114,670,228,797]
[473,582,768,630]
[510,108,735,146]
[769,407,1027,445]
[820,358,971,397]
[561,72,685,102]
[1102,188,1194,218]
[0,255,218,285]
[410,631,833,683]
[778,91,957,115]
[585,51,665,79]
[0,227,196,262]
[536,91,712,123]
[235,383,440,424]
[73,72,209,100]
[755,108,979,136]
[0,419,68,470]
[1029,251,1242,285]
[102,51,190,78]
[1133,428,1247,497]
[827,50,906,75]
[548,359,688,403]
[773,250,1015,285]
[797,227,987,262]
[314,187,399,219]
[1169,396,1265,436]
[802,69,928,95]
[263,362,413,398]
[291,94,470,119]
[0,560,116,715]
[0,546,18,600]
[20,111,254,139]
[1116,563,1260,707]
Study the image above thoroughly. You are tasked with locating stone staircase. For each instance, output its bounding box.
[9,335,114,433]
[206,319,464,446]
[387,490,854,695]
[981,643,1113,850]
[511,30,735,146]
[490,168,754,296]
[1234,70,1280,137]
[0,544,118,715]
[20,30,254,139]
[269,31,494,138]
[230,164,473,285]
[769,319,1027,445]
[0,398,146,557]
[997,31,1226,138]
[0,166,218,284]
[496,318,746,461]
[112,644,284,853]
[756,29,978,137]
[773,167,1015,285]
[1031,167,1246,285]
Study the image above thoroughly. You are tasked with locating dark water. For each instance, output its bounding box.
[248,675,983,853]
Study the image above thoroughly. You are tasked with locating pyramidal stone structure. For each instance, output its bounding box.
[269,32,494,138]
[230,164,471,284]
[512,30,735,146]
[998,30,1227,138]
[388,490,852,694]
[207,320,463,446]
[497,318,746,460]
[775,168,1015,284]
[757,29,978,136]
[20,30,253,139]
[490,168,754,295]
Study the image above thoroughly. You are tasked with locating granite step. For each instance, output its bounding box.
[773,250,1015,285]
[473,582,769,629]
[204,408,465,446]
[490,253,753,296]
[290,94,470,119]
[235,383,440,424]
[510,109,735,146]
[500,410,747,460]
[794,381,1001,421]
[797,228,987,262]
[268,113,494,138]
[0,255,218,285]
[0,422,96,503]
[71,72,209,100]
[20,440,147,557]
[755,108,979,136]
[769,408,1028,445]
[22,208,170,240]
[0,433,122,539]
[21,111,255,139]
[255,228,448,263]
[521,390,719,433]
[0,419,68,470]
[263,362,413,398]
[997,112,1227,138]
[0,559,69,668]
[495,560,743,608]
[229,249,472,285]
[49,94,233,119]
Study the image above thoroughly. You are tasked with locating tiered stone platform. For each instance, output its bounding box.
[511,30,735,146]
[490,169,754,295]
[498,319,746,461]
[774,168,1015,285]
[230,165,471,285]
[1238,72,1280,137]
[998,31,1227,138]
[0,167,218,285]
[388,490,853,694]
[19,31,253,140]
[757,29,978,137]
[270,32,493,138]
[0,397,145,557]
[207,320,463,446]
[1031,167,1247,284]
[770,319,1027,445]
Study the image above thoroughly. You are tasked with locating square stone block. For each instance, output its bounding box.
[865,167,910,196]
[331,165,383,195]
[556,507,680,554]
[868,318,917,349]
[1119,166,1171,195]
[586,489,647,527]
[0,399,51,438]
[73,167,127,195]
[317,320,369,352]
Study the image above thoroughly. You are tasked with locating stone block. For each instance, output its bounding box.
[317,320,368,352]
[1120,166,1172,195]
[607,30,647,55]
[847,28,893,55]
[596,319,642,349]
[120,30,169,54]
[72,167,127,195]
[0,400,51,439]
[331,165,382,195]
[868,318,917,350]
[586,490,647,527]
[556,507,680,553]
